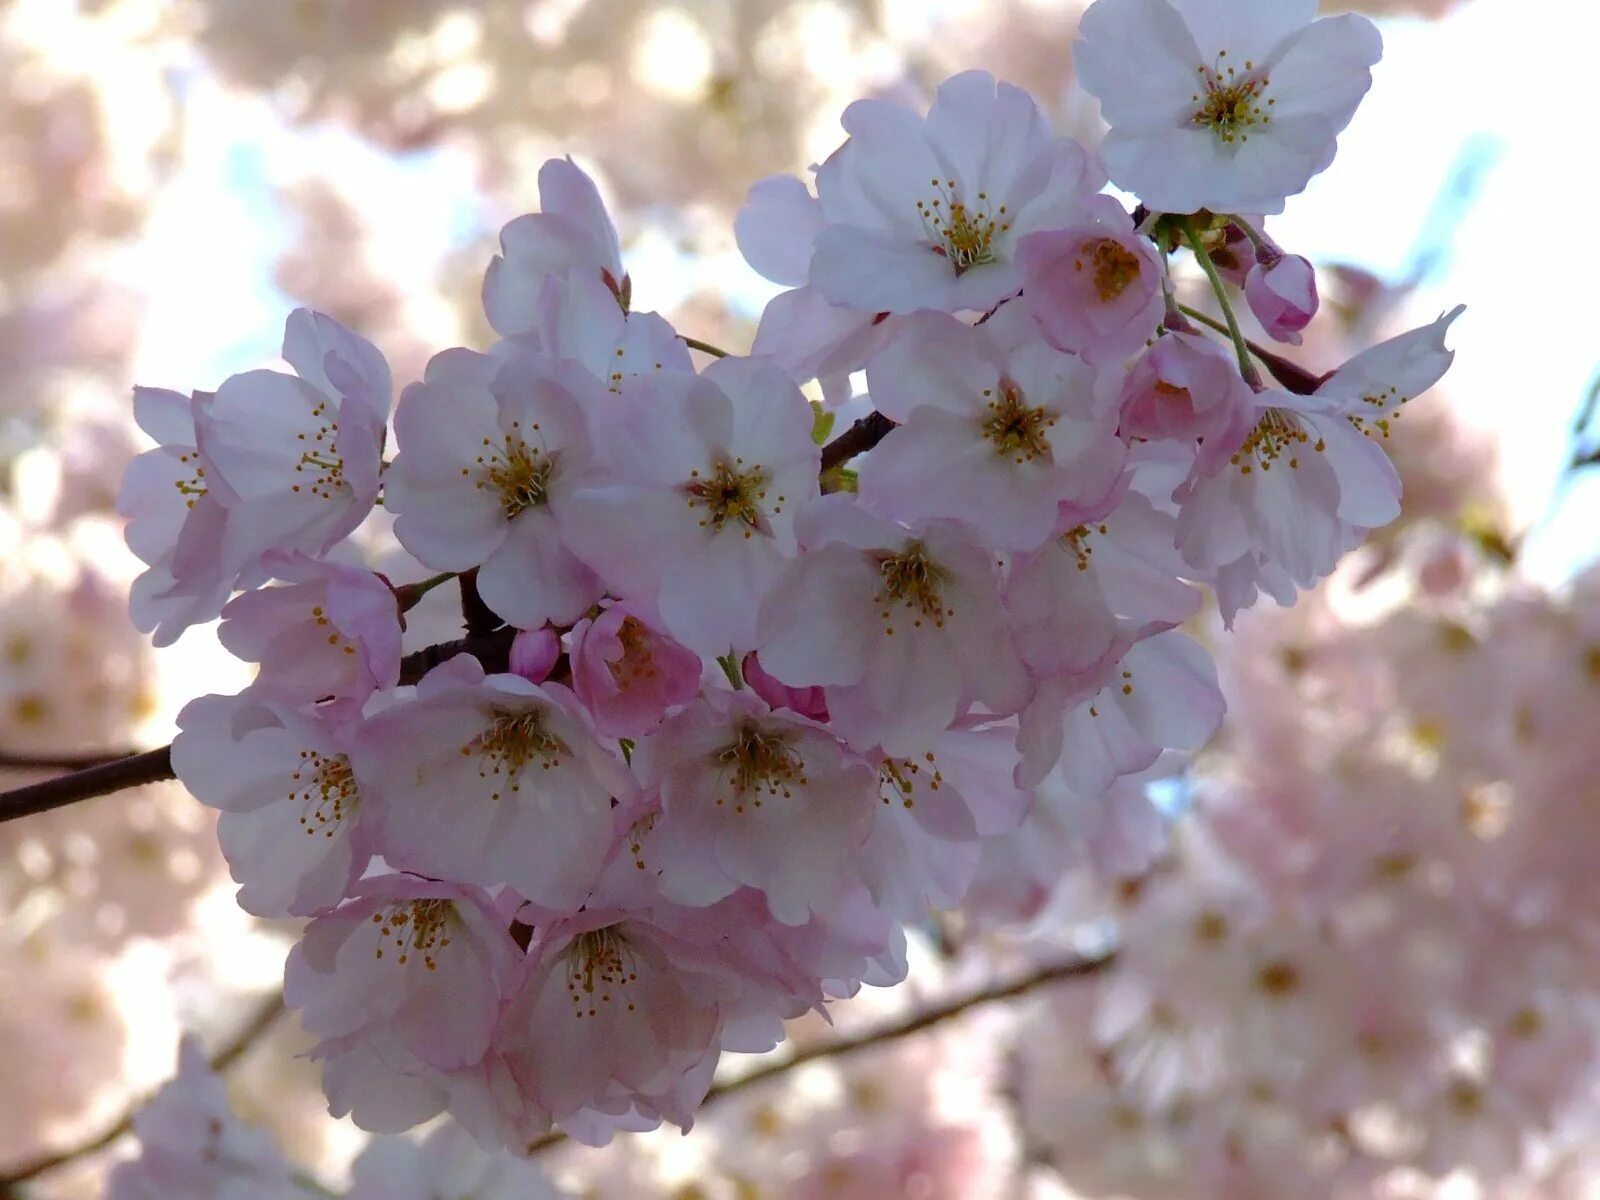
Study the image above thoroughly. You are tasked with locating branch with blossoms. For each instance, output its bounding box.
[11,0,1470,1178]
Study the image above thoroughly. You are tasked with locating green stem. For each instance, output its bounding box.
[1179,217,1261,388]
[680,335,731,359]
[393,571,455,613]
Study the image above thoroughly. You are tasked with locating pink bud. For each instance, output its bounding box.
[1245,254,1319,345]
[570,604,701,737]
[742,652,829,722]
[509,627,561,683]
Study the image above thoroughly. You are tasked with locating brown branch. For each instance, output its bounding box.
[819,410,896,474]
[526,951,1114,1155]
[0,630,520,825]
[397,626,517,685]
[0,750,146,772]
[458,568,504,638]
[0,746,175,824]
[0,993,287,1195]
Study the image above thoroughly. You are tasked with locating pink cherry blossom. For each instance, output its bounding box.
[352,660,634,909]
[1017,628,1224,791]
[569,602,702,738]
[217,552,401,705]
[742,651,829,722]
[634,689,878,925]
[494,907,736,1139]
[1118,332,1256,472]
[509,626,561,684]
[171,691,371,917]
[348,1123,570,1200]
[385,351,606,629]
[482,156,628,339]
[1244,253,1319,344]
[107,1036,301,1200]
[1075,0,1383,214]
[859,312,1127,550]
[192,309,391,579]
[285,874,521,1073]
[758,497,1031,757]
[557,356,820,656]
[804,69,1105,314]
[1016,196,1166,365]
[118,385,234,645]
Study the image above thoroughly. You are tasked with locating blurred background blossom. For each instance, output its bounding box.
[14,0,1600,1196]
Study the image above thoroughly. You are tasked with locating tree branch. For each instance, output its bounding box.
[525,951,1115,1155]
[0,750,147,772]
[0,993,287,1195]
[0,629,521,825]
[819,410,896,474]
[0,746,175,824]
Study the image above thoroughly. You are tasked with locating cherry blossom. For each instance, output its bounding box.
[385,351,607,630]
[171,691,371,917]
[352,659,634,909]
[800,69,1105,314]
[860,311,1127,549]
[758,497,1031,757]
[1016,195,1166,365]
[284,874,521,1073]
[1075,0,1383,214]
[558,356,820,656]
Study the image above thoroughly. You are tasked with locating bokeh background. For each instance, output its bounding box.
[5,0,1599,1197]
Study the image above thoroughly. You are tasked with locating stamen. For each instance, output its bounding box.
[714,722,807,813]
[565,925,639,1018]
[371,898,454,970]
[471,422,553,518]
[1190,56,1273,144]
[288,748,359,838]
[684,459,775,539]
[916,179,1009,276]
[874,542,955,633]
[464,708,570,800]
[980,382,1055,463]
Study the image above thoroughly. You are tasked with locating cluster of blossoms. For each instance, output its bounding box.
[113,0,1463,1161]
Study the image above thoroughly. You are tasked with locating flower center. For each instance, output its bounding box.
[874,542,955,633]
[1231,409,1321,475]
[371,898,453,970]
[1191,56,1273,144]
[609,616,662,687]
[465,708,569,800]
[685,459,775,538]
[292,396,346,500]
[288,748,359,838]
[474,421,553,519]
[1077,237,1143,304]
[980,381,1055,463]
[916,179,1010,276]
[565,925,638,1019]
[715,722,807,812]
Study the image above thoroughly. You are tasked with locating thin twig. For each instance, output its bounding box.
[819,410,896,474]
[680,335,732,359]
[526,951,1114,1155]
[0,994,287,1194]
[1177,304,1324,395]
